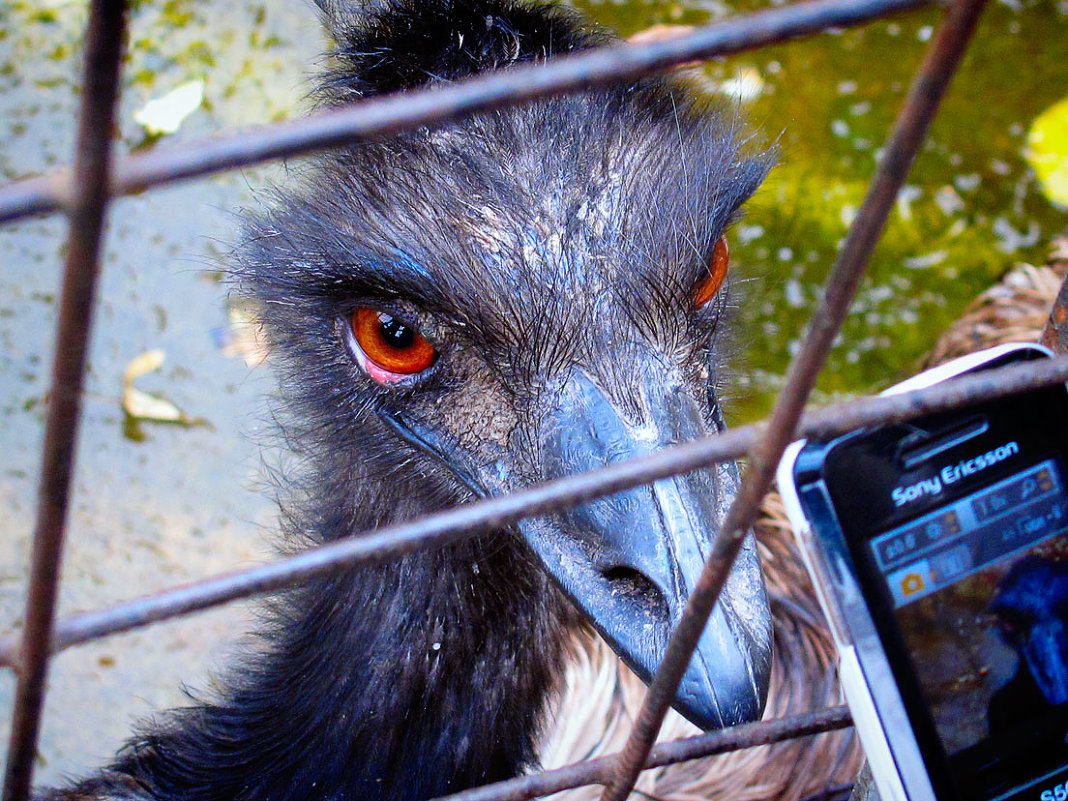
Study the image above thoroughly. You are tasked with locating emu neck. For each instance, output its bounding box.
[103,534,569,801]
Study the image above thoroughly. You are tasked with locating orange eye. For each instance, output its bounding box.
[351,308,436,379]
[695,235,729,308]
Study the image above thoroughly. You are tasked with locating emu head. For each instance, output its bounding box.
[993,556,1068,706]
[238,0,774,731]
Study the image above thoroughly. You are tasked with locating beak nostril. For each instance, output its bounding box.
[600,566,668,620]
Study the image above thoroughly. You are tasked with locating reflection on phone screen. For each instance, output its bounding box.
[871,459,1068,798]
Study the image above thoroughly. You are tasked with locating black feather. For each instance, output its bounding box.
[41,1,772,799]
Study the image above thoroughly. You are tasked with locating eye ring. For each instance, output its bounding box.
[350,308,437,383]
[695,235,729,308]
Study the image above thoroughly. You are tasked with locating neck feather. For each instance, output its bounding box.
[71,535,570,801]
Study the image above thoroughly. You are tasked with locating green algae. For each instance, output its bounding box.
[577,0,1068,420]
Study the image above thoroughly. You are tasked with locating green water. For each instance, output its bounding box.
[0,0,1067,784]
[575,0,1068,419]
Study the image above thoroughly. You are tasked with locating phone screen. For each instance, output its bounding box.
[869,457,1068,800]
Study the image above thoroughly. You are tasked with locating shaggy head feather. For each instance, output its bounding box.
[41,2,772,800]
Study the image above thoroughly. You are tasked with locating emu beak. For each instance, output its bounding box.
[517,370,772,731]
[378,366,772,730]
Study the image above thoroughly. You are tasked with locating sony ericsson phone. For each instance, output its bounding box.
[777,343,1068,801]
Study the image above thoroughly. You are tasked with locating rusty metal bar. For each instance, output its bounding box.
[0,0,933,225]
[1,0,128,798]
[2,352,1065,671]
[432,706,852,801]
[600,0,989,797]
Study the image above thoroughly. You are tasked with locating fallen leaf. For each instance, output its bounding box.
[123,348,166,382]
[626,25,700,70]
[216,302,270,367]
[122,386,185,423]
[121,349,190,424]
[133,80,205,136]
[626,24,695,45]
[718,66,765,103]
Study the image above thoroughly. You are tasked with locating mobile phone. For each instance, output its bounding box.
[777,343,1068,801]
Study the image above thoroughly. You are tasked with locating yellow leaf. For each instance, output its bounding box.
[123,348,166,383]
[1026,95,1068,209]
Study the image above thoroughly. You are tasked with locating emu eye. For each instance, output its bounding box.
[695,235,729,308]
[351,308,436,382]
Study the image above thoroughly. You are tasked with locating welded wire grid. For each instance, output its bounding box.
[1,0,1056,799]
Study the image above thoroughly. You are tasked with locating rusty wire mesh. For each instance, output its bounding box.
[0,0,1050,799]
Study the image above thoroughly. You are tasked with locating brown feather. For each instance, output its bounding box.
[541,233,1068,801]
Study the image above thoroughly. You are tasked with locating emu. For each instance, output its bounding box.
[41,0,778,799]
[990,556,1068,724]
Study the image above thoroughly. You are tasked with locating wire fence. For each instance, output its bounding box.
[0,0,1046,799]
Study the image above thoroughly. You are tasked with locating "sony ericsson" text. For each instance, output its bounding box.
[890,441,1019,507]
